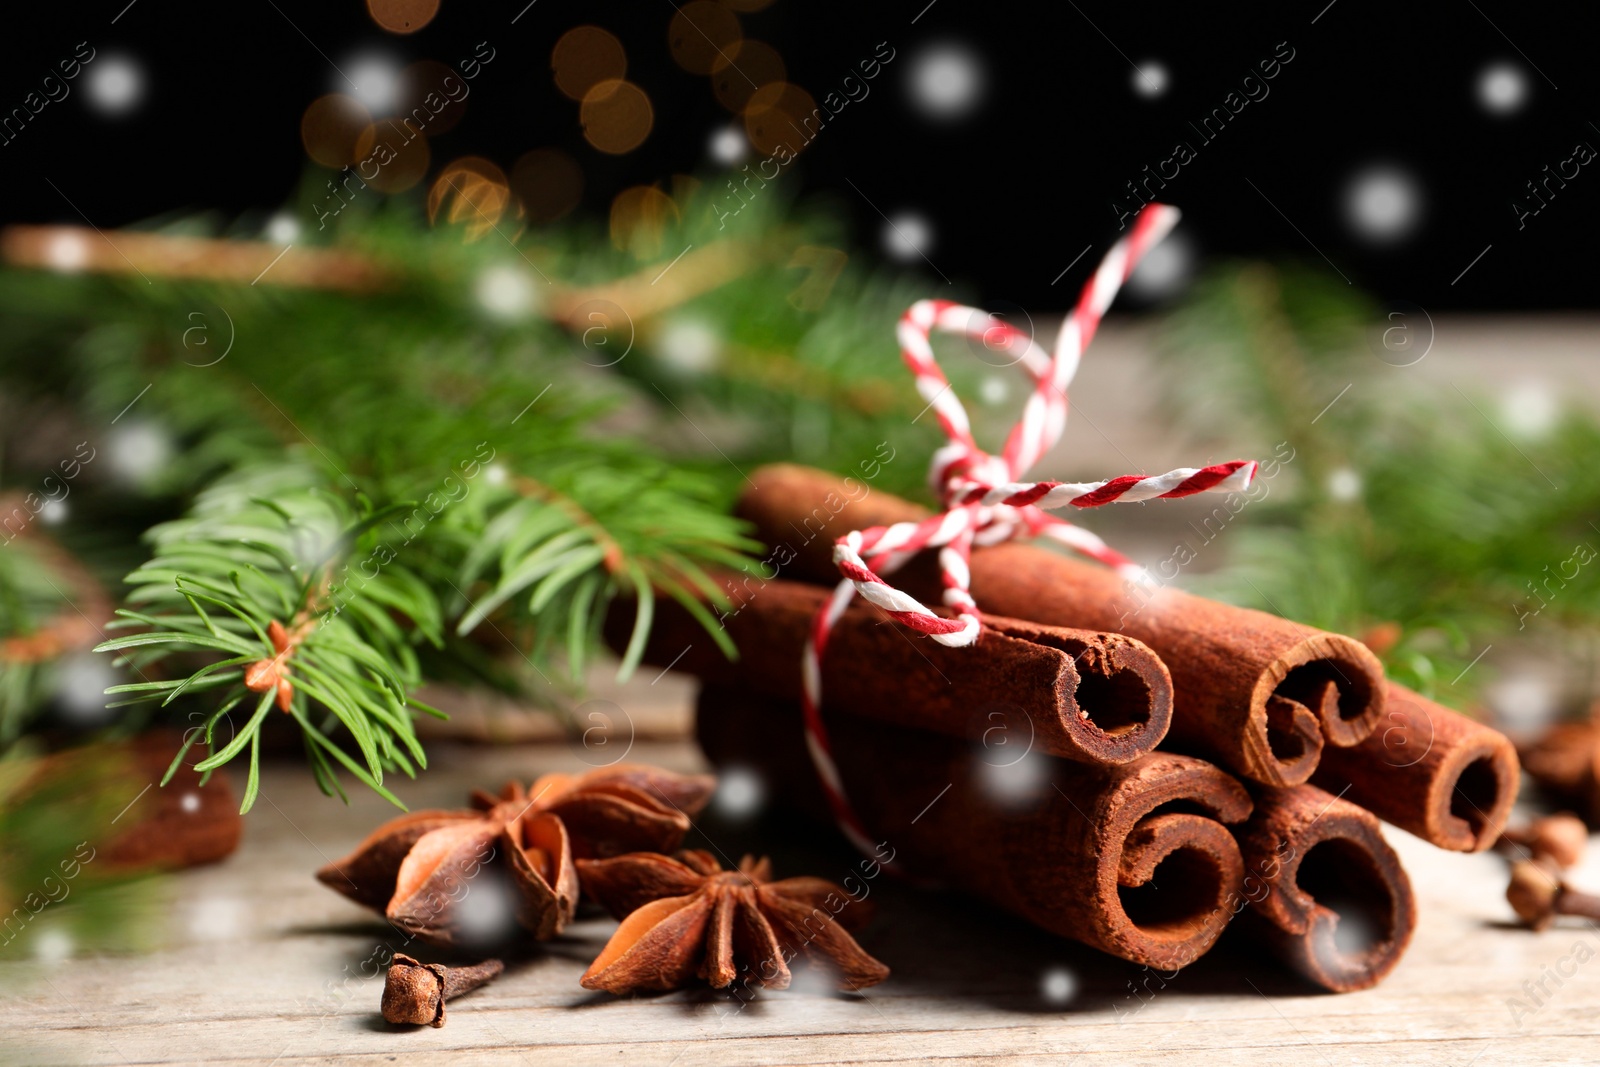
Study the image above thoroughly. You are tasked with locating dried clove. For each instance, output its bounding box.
[1506,859,1600,931]
[1497,813,1588,869]
[380,954,504,1027]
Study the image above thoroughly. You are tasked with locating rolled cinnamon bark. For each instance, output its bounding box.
[624,577,1173,764]
[696,683,1253,970]
[1233,784,1416,992]
[737,464,1386,787]
[1312,682,1519,852]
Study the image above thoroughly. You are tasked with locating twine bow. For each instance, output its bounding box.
[802,204,1258,857]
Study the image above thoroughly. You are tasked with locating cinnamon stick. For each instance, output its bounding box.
[1233,784,1416,992]
[100,732,243,870]
[1312,682,1519,852]
[695,682,1253,970]
[735,464,1387,787]
[625,577,1174,764]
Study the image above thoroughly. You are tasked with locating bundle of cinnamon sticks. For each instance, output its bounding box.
[622,464,1521,993]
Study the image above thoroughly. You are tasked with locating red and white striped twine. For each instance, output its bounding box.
[801,204,1257,859]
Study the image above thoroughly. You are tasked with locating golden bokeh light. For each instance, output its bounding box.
[358,120,431,194]
[668,1,742,75]
[428,157,512,241]
[366,0,440,34]
[396,59,467,136]
[511,148,584,225]
[580,79,654,155]
[610,185,680,257]
[552,26,627,101]
[301,94,375,168]
[711,40,785,112]
[743,82,818,158]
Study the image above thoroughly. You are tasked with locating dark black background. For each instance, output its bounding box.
[2,0,1596,310]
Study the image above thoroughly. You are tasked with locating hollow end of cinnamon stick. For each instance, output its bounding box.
[1108,796,1251,968]
[733,464,1388,788]
[1314,683,1519,852]
[1236,785,1416,993]
[985,616,1173,764]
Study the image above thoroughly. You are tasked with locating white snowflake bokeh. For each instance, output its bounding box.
[711,765,766,821]
[38,498,69,526]
[1487,672,1557,733]
[1040,966,1078,1005]
[85,55,145,117]
[1125,231,1195,301]
[45,231,90,272]
[708,126,748,166]
[655,317,722,374]
[906,43,985,120]
[265,214,301,244]
[1326,467,1363,503]
[188,896,246,942]
[342,54,402,113]
[1500,380,1557,440]
[1476,62,1529,116]
[882,213,934,263]
[54,653,117,725]
[454,873,520,947]
[1131,60,1170,99]
[33,928,74,964]
[1343,166,1424,244]
[476,265,537,321]
[975,746,1050,808]
[108,421,174,484]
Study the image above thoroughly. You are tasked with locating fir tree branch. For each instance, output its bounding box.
[95,462,443,812]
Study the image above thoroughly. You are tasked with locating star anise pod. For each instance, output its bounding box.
[1520,705,1600,825]
[577,849,890,994]
[315,764,714,947]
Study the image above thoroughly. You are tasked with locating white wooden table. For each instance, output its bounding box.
[3,730,1597,1067]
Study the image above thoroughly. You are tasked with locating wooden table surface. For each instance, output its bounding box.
[3,731,1598,1067]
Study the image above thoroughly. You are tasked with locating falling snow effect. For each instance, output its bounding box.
[33,928,74,964]
[1343,166,1424,244]
[709,126,748,166]
[265,214,301,244]
[475,265,537,321]
[975,747,1050,809]
[1488,672,1557,733]
[1131,60,1170,99]
[1500,380,1557,440]
[882,213,933,263]
[38,498,68,526]
[711,766,766,821]
[1326,467,1363,503]
[655,317,722,373]
[1040,966,1078,1005]
[54,653,117,725]
[85,56,145,116]
[906,43,985,120]
[188,896,246,942]
[45,232,90,272]
[1476,62,1530,116]
[979,375,1009,404]
[108,422,174,484]
[343,54,402,113]
[454,871,521,948]
[1125,231,1195,301]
